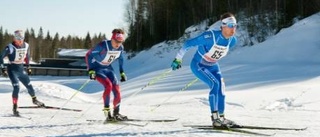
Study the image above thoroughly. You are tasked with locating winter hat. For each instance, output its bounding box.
[221,17,237,28]
[112,33,124,42]
[111,29,125,42]
[14,30,24,40]
[221,17,237,25]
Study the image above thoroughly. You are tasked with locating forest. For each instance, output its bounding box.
[0,0,319,62]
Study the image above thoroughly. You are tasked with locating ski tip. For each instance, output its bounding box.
[9,114,32,120]
[18,105,82,112]
[269,133,277,136]
[87,119,147,127]
[183,125,208,127]
[297,127,308,131]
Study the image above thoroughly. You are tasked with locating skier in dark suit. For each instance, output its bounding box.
[0,30,45,116]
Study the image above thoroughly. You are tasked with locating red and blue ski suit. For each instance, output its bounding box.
[85,40,124,110]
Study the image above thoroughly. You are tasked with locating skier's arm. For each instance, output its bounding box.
[229,37,237,49]
[0,46,10,66]
[118,48,127,82]
[24,43,30,66]
[90,42,105,62]
[175,32,210,60]
[118,51,124,73]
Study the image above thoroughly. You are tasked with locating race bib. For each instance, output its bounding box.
[203,45,228,62]
[12,47,27,64]
[101,51,121,65]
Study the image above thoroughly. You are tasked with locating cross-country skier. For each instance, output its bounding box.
[85,28,128,121]
[171,12,239,129]
[0,30,45,116]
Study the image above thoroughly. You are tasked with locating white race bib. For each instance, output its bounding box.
[101,51,121,65]
[203,45,228,62]
[10,44,28,64]
[201,31,230,63]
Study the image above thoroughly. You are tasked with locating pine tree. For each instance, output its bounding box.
[84,32,92,49]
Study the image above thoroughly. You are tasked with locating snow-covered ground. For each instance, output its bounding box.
[0,13,319,137]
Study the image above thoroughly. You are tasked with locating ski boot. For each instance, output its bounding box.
[211,112,228,129]
[13,104,20,116]
[113,108,128,121]
[103,107,112,124]
[220,114,240,128]
[32,96,45,107]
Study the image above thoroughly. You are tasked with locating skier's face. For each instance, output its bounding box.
[13,30,25,46]
[111,32,125,49]
[222,25,236,38]
[221,16,237,38]
[13,39,24,46]
[111,39,122,49]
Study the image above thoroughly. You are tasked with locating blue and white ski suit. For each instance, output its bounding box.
[175,30,236,114]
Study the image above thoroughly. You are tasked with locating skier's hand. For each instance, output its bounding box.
[1,68,8,77]
[171,58,182,70]
[120,72,127,82]
[26,67,32,75]
[88,69,96,80]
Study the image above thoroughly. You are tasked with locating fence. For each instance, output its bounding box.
[30,67,87,76]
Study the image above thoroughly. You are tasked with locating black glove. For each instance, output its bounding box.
[88,69,96,80]
[120,72,127,82]
[26,67,32,75]
[1,68,8,77]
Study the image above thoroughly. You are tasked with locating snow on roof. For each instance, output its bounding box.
[57,48,88,57]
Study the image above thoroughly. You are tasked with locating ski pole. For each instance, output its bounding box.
[150,78,198,112]
[48,79,91,122]
[122,69,172,103]
[76,69,172,120]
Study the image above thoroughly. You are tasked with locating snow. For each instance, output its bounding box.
[0,12,320,137]
[57,49,88,58]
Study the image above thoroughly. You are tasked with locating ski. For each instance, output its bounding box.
[184,124,307,131]
[191,126,276,136]
[87,118,178,123]
[127,118,178,122]
[14,115,32,120]
[18,105,82,112]
[1,114,32,120]
[87,119,147,127]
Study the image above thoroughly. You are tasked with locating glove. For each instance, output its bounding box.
[88,69,96,80]
[171,58,182,70]
[120,72,127,82]
[26,67,32,75]
[1,68,8,77]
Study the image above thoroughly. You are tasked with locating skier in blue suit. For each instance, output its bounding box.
[171,12,238,128]
[85,28,128,121]
[0,30,45,116]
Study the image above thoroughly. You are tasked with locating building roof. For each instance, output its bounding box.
[57,48,88,58]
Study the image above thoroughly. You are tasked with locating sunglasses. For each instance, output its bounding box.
[14,36,24,40]
[14,33,25,40]
[115,39,123,44]
[222,22,237,28]
[14,30,25,40]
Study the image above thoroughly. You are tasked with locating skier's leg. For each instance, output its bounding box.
[190,61,220,113]
[8,72,20,103]
[105,71,127,121]
[96,76,113,108]
[112,85,121,113]
[8,70,20,116]
[18,71,45,106]
[18,72,35,97]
